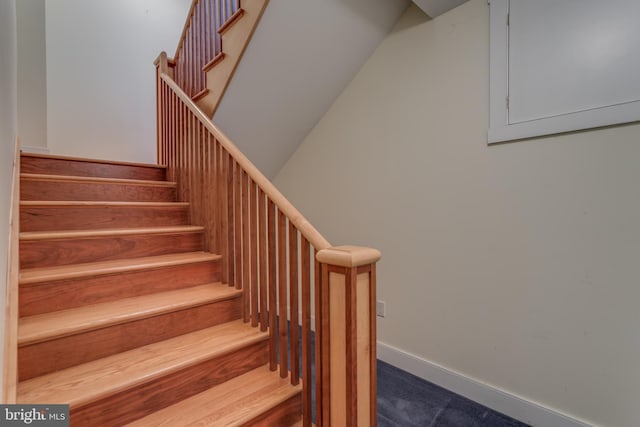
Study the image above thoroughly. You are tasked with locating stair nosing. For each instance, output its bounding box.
[20,226,205,241]
[20,173,177,187]
[19,252,221,285]
[20,200,189,207]
[124,365,302,427]
[20,152,166,170]
[17,321,268,408]
[18,283,241,346]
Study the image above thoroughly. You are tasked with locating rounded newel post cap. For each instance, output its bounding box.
[316,245,381,268]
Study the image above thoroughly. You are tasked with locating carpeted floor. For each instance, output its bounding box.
[377,360,530,427]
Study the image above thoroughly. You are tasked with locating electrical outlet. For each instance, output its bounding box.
[376,300,386,318]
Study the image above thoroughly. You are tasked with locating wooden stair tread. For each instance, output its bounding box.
[21,173,176,187]
[17,320,267,407]
[19,251,220,285]
[18,283,239,345]
[21,200,188,207]
[21,152,166,170]
[124,364,301,427]
[20,225,204,241]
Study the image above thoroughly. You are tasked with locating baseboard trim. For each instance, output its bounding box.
[20,145,50,154]
[377,341,594,427]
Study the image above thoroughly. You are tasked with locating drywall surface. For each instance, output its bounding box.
[17,0,48,150]
[0,0,18,400]
[213,0,410,178]
[46,0,190,163]
[274,2,640,426]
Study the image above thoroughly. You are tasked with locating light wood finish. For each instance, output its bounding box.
[328,271,347,427]
[21,173,176,202]
[19,283,239,346]
[21,153,166,181]
[18,321,266,404]
[19,288,241,380]
[19,322,269,425]
[316,245,382,268]
[157,74,330,251]
[20,252,220,285]
[2,139,20,403]
[125,365,302,427]
[356,271,371,427]
[301,237,312,426]
[19,257,221,317]
[71,340,267,426]
[20,226,204,268]
[20,201,190,231]
[197,0,269,116]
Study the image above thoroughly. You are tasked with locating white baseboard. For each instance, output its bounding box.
[20,145,50,154]
[377,342,594,427]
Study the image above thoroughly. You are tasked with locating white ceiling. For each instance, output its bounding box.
[213,0,410,178]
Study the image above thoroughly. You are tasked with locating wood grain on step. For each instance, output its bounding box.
[20,252,219,285]
[21,174,177,202]
[18,296,242,380]
[72,340,268,426]
[20,201,190,232]
[18,321,267,405]
[19,259,221,316]
[124,365,302,427]
[21,153,166,181]
[20,228,204,269]
[19,283,240,345]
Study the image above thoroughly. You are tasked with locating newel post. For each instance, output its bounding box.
[316,245,381,427]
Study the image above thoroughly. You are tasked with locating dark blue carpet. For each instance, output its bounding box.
[377,360,530,427]
[280,322,529,426]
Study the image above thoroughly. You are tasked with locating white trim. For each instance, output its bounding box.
[20,145,50,154]
[377,341,595,427]
[488,0,640,144]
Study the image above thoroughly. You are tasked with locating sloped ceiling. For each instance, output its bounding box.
[213,0,410,178]
[411,0,470,18]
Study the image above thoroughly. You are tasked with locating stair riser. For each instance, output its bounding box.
[21,156,166,181]
[245,394,303,427]
[21,180,176,202]
[20,261,221,316]
[20,232,204,269]
[21,205,189,232]
[71,340,269,426]
[19,298,242,380]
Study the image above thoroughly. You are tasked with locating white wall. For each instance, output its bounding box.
[214,0,410,178]
[46,0,191,163]
[0,0,18,400]
[274,2,640,426]
[17,0,48,151]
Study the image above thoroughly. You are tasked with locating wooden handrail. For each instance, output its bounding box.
[156,64,378,426]
[158,67,331,251]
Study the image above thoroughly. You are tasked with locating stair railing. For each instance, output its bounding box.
[172,0,241,99]
[156,52,380,426]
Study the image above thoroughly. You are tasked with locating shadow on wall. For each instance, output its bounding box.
[336,0,413,32]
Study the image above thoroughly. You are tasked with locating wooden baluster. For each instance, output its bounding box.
[316,247,381,427]
[315,249,323,427]
[250,180,259,327]
[278,210,288,378]
[242,171,250,321]
[301,237,312,426]
[193,5,199,95]
[221,149,230,283]
[267,200,277,370]
[226,154,235,286]
[233,159,242,291]
[258,188,268,332]
[289,223,299,385]
[204,133,212,253]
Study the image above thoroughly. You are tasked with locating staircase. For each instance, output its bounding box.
[16,153,302,426]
